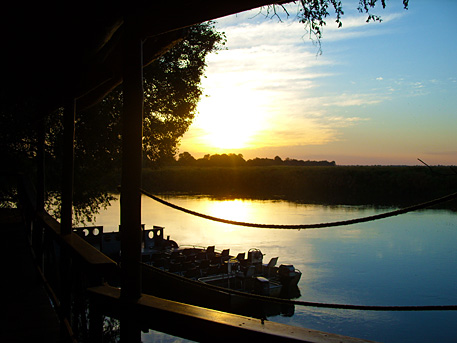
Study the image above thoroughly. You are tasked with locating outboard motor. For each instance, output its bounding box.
[278,264,301,287]
[254,276,270,296]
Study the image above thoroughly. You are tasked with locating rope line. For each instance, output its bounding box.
[141,188,457,229]
[142,263,457,311]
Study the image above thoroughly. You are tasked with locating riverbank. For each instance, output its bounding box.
[142,165,457,208]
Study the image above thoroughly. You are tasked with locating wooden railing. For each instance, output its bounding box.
[14,172,118,341]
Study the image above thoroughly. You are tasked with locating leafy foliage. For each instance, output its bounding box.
[298,0,345,39]
[142,23,226,163]
[295,0,409,39]
[263,0,409,53]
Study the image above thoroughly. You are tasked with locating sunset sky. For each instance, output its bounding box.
[179,0,457,165]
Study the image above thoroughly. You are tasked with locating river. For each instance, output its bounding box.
[93,194,457,343]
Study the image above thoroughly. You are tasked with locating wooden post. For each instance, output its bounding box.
[120,16,143,343]
[33,116,46,269]
[36,117,45,213]
[89,302,103,343]
[61,99,76,236]
[60,99,76,332]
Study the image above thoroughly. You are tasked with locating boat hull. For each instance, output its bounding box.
[141,263,296,318]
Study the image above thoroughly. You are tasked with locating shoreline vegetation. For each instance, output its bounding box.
[140,154,457,210]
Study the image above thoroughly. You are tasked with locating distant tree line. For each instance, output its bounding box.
[175,152,336,167]
[142,165,457,209]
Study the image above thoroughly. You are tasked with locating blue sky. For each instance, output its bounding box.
[179,1,457,165]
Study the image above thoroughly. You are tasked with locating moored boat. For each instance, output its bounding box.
[74,225,302,316]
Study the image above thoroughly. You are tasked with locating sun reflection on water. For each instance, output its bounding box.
[202,198,251,222]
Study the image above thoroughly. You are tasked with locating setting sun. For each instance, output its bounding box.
[192,87,271,151]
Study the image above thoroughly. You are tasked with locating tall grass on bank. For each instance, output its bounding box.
[142,166,457,208]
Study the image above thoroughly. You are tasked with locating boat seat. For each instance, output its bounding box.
[263,257,279,277]
[265,257,278,268]
[235,252,245,261]
[236,265,256,290]
[221,249,230,261]
[206,246,215,259]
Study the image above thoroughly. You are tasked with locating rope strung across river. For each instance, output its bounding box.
[141,188,457,229]
[143,264,457,311]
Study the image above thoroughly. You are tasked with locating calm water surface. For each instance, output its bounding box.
[94,195,457,343]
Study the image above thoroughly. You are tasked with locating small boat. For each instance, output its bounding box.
[74,225,302,316]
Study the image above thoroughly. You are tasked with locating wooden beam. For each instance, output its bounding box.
[136,0,292,38]
[5,1,295,116]
[76,29,186,111]
[88,285,378,343]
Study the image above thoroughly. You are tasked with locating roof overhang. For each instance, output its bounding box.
[1,1,290,115]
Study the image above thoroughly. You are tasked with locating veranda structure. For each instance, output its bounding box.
[2,1,375,341]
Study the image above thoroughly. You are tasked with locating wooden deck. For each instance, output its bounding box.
[0,209,60,343]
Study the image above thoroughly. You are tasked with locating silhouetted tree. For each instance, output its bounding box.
[178,152,197,166]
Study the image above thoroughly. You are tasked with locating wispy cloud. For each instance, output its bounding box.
[189,14,391,151]
[321,93,384,107]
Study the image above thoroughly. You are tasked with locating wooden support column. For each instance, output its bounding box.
[33,116,46,269]
[36,117,46,213]
[61,99,76,235]
[120,16,143,343]
[60,99,76,331]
